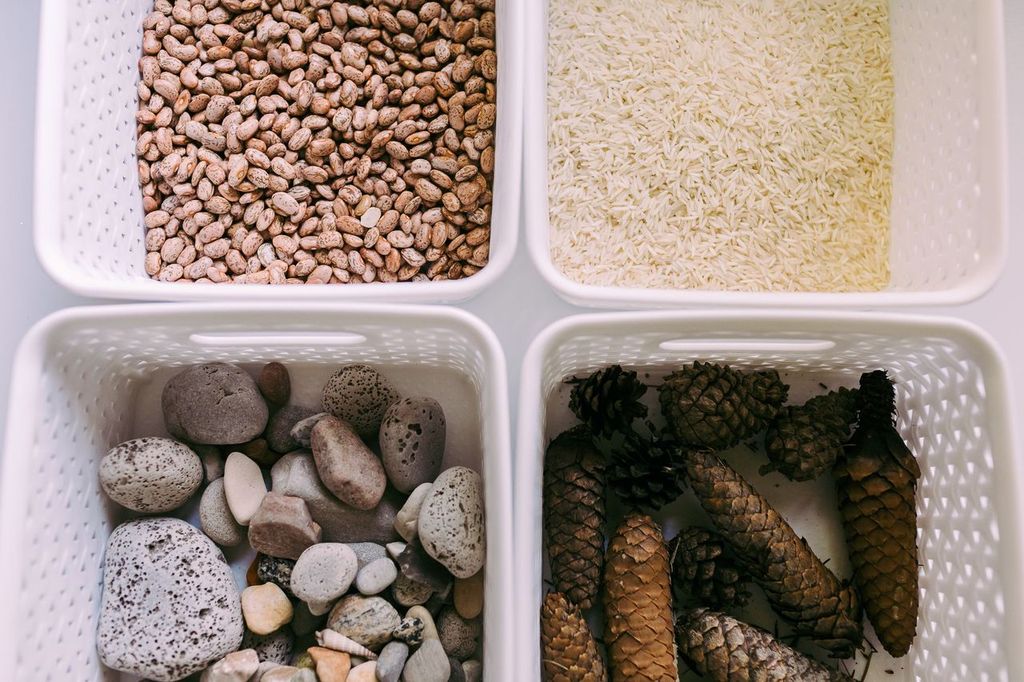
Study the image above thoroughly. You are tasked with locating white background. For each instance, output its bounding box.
[0,0,1020,438]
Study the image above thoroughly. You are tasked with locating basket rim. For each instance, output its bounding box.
[33,0,524,304]
[514,309,1024,679]
[523,0,1010,309]
[0,302,513,680]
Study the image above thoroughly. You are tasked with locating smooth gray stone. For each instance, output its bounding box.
[401,640,450,682]
[199,477,246,547]
[376,641,410,682]
[355,557,398,595]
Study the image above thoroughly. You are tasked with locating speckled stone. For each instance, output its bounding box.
[256,555,296,597]
[242,628,294,665]
[401,640,449,682]
[405,606,438,641]
[379,398,446,493]
[321,365,400,440]
[162,363,269,444]
[258,362,291,408]
[248,493,322,560]
[99,437,203,513]
[200,478,246,547]
[266,405,319,453]
[394,483,431,543]
[271,452,402,544]
[326,595,401,651]
[97,518,243,681]
[291,543,358,613]
[311,416,386,510]
[417,467,485,579]
[436,608,480,661]
[375,641,409,682]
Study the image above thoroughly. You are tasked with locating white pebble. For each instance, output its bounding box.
[355,558,398,596]
[223,452,267,526]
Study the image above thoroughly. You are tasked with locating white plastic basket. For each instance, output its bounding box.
[524,0,1009,308]
[33,0,523,303]
[515,311,1023,681]
[0,303,512,681]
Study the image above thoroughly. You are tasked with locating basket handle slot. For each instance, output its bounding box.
[657,338,836,353]
[189,332,369,347]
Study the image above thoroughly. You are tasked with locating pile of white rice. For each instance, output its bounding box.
[548,0,894,292]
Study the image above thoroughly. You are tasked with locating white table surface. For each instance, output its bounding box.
[0,0,1021,443]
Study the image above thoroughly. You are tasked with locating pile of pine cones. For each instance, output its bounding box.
[541,363,921,681]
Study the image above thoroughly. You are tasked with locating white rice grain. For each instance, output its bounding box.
[548,0,894,292]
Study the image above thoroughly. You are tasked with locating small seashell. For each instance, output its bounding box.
[315,630,378,660]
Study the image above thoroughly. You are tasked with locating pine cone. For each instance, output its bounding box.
[544,426,606,610]
[763,388,858,481]
[604,514,677,682]
[835,371,920,657]
[660,362,788,450]
[568,365,648,438]
[606,434,687,511]
[541,592,608,682]
[677,609,855,682]
[668,527,751,609]
[684,449,863,658]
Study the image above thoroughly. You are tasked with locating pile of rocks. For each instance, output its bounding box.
[96,361,484,682]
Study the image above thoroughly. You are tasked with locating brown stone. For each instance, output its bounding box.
[311,416,386,510]
[308,647,351,682]
[248,493,322,560]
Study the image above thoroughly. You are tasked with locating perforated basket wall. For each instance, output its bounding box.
[34,0,523,302]
[523,0,1008,307]
[0,304,512,682]
[514,312,1023,681]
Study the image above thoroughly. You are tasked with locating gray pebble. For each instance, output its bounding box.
[376,642,409,682]
[355,557,398,595]
[379,397,446,493]
[199,478,245,547]
[417,467,485,579]
[252,661,283,680]
[401,639,450,682]
[242,628,294,665]
[321,365,400,440]
[256,555,295,597]
[291,543,358,611]
[311,415,386,510]
[391,573,434,607]
[347,542,387,568]
[461,660,481,682]
[248,493,322,560]
[437,608,480,661]
[266,404,318,453]
[288,412,328,449]
[447,657,466,682]
[271,452,401,544]
[162,363,269,444]
[97,518,243,681]
[100,437,203,513]
[326,595,400,651]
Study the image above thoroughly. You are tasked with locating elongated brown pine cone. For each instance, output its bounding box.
[603,514,677,682]
[677,608,855,682]
[835,370,920,657]
[684,449,863,658]
[544,426,606,610]
[541,592,608,682]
